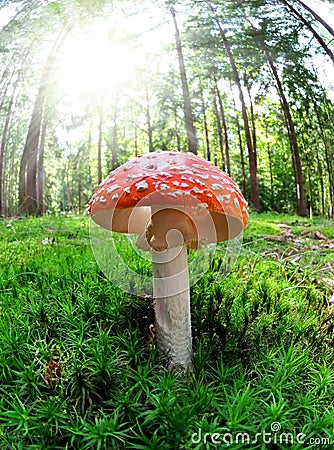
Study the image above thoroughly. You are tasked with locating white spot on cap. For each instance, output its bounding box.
[135,180,149,192]
[112,193,119,200]
[172,181,180,187]
[159,172,173,178]
[159,184,169,191]
[192,186,204,194]
[217,194,231,203]
[106,185,120,194]
[127,173,146,181]
[123,187,130,194]
[171,165,187,171]
[100,196,106,203]
[234,197,240,208]
[195,179,205,187]
[211,183,223,191]
[182,169,195,175]
[192,164,208,171]
[197,173,209,180]
[180,182,189,188]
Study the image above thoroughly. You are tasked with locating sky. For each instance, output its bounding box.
[303,0,334,26]
[0,0,333,99]
[1,0,334,31]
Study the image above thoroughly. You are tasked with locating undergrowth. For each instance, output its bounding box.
[0,213,333,449]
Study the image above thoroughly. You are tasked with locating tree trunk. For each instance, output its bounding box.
[19,92,44,215]
[0,74,18,215]
[295,0,334,38]
[315,149,325,217]
[19,22,72,215]
[200,90,211,161]
[8,146,15,216]
[171,73,181,152]
[145,89,154,153]
[280,0,334,64]
[209,3,260,209]
[264,47,308,216]
[110,109,118,170]
[215,81,231,175]
[213,91,225,170]
[313,102,334,218]
[265,124,275,208]
[134,122,138,157]
[98,102,103,183]
[0,69,16,117]
[230,88,247,197]
[37,107,48,215]
[244,77,257,154]
[170,7,197,154]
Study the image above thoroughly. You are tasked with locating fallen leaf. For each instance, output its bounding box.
[313,231,327,241]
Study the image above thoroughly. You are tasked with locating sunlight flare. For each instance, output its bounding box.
[59,32,137,97]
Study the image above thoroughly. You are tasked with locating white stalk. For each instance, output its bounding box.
[152,244,192,369]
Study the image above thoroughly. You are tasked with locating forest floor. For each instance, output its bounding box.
[0,212,333,449]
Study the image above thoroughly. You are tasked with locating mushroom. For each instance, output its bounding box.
[89,150,248,370]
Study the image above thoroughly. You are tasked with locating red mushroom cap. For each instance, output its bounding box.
[89,150,248,245]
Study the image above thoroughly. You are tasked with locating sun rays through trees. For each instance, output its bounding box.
[0,0,334,217]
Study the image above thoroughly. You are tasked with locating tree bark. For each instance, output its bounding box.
[294,0,334,38]
[171,73,182,152]
[170,7,198,154]
[37,107,48,215]
[265,124,275,208]
[215,81,231,175]
[110,108,118,170]
[280,0,334,64]
[209,3,260,209]
[213,91,225,170]
[19,22,72,215]
[98,102,103,183]
[0,74,18,215]
[200,90,211,161]
[313,102,334,218]
[264,47,308,216]
[244,76,257,155]
[19,92,44,215]
[145,89,154,153]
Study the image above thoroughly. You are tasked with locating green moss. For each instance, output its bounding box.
[0,213,333,449]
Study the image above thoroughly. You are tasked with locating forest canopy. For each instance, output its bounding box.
[0,0,333,218]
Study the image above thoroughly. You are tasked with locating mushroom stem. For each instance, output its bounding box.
[152,244,192,369]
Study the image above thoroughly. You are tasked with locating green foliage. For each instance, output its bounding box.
[0,213,333,448]
[1,0,334,217]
